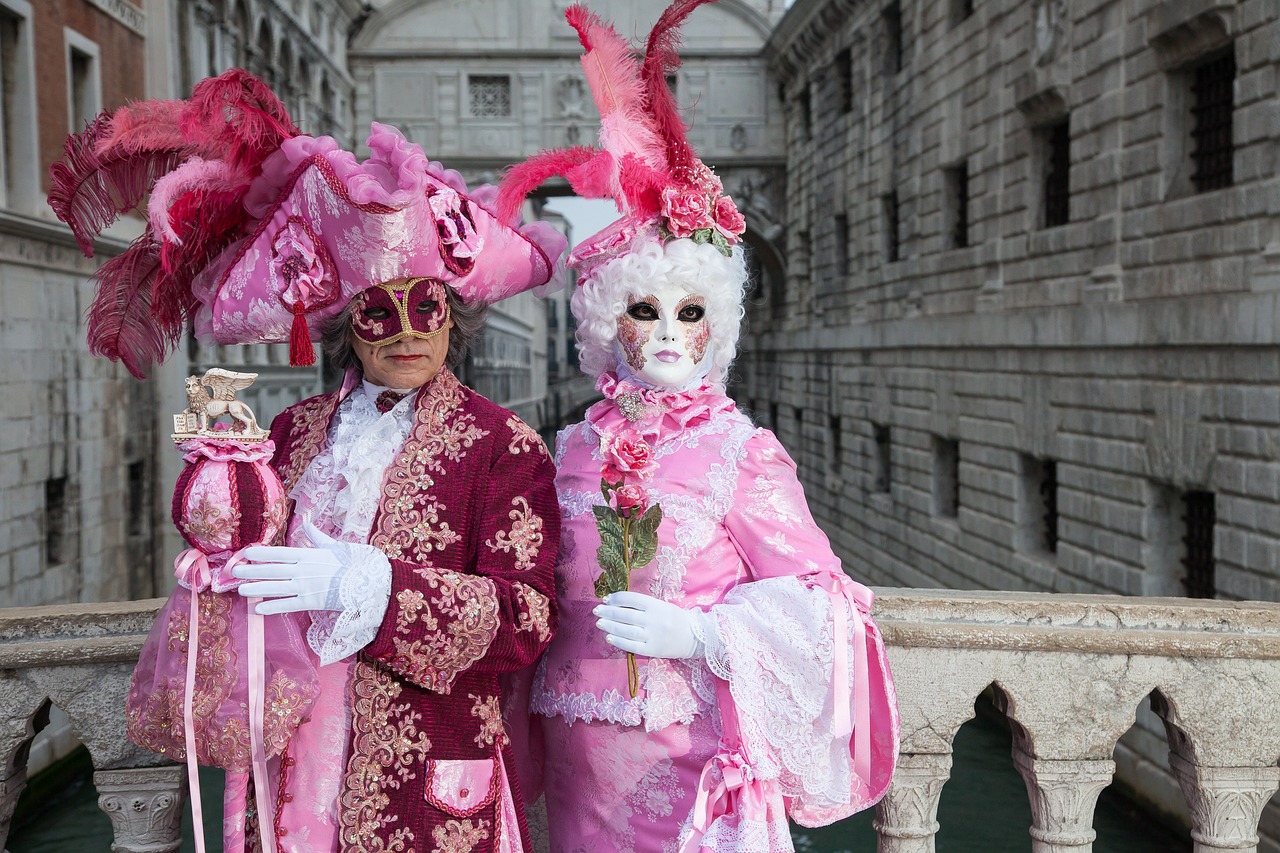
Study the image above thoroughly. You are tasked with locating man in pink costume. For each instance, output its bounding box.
[496,3,900,851]
[49,71,568,853]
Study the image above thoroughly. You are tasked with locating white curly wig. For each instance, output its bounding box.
[570,237,747,385]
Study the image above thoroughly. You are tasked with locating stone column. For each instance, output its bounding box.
[1169,755,1280,853]
[873,751,953,853]
[1012,749,1115,853]
[95,766,187,853]
[0,766,28,851]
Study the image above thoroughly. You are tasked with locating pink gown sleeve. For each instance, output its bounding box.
[696,428,898,833]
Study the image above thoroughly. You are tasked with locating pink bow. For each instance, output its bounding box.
[681,746,765,853]
[173,548,214,592]
[811,571,875,790]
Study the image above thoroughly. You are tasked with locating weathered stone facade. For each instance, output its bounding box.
[743,0,1280,845]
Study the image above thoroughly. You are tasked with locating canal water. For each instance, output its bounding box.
[10,711,1191,852]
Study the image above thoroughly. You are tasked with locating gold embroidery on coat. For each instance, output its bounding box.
[505,414,546,457]
[280,395,340,492]
[430,818,490,853]
[512,582,553,643]
[468,694,508,748]
[389,569,500,694]
[484,496,544,572]
[338,661,432,852]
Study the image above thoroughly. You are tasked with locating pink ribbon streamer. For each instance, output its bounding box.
[813,571,875,789]
[175,549,275,853]
[177,549,208,853]
[681,747,765,853]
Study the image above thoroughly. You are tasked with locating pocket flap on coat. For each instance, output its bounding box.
[425,758,499,817]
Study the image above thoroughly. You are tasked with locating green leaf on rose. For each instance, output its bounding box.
[711,229,732,255]
[691,228,713,245]
[593,506,629,599]
[627,504,663,569]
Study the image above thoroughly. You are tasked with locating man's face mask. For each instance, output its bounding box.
[350,277,451,346]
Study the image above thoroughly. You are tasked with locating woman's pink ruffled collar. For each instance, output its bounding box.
[586,371,735,446]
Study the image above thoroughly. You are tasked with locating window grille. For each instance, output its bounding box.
[883,191,900,262]
[947,163,969,248]
[469,75,511,117]
[834,214,849,277]
[800,84,813,140]
[1040,459,1058,553]
[1181,490,1215,598]
[1189,51,1235,192]
[883,3,903,74]
[933,437,960,518]
[1043,118,1070,227]
[835,48,853,114]
[128,461,146,537]
[830,415,843,470]
[45,476,68,565]
[873,425,892,493]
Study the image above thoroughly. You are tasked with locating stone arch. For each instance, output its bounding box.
[254,16,275,82]
[229,0,252,68]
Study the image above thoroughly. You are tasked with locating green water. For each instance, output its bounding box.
[10,713,1191,852]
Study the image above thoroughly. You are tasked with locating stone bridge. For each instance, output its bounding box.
[3,589,1280,852]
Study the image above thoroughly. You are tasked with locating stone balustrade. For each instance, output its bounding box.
[3,590,1280,852]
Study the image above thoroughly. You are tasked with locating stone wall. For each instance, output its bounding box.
[745,0,1280,844]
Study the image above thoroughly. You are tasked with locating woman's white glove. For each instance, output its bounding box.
[233,521,388,616]
[594,591,707,659]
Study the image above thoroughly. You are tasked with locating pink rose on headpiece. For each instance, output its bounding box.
[609,483,650,519]
[430,185,484,260]
[272,218,333,308]
[661,186,714,239]
[713,196,746,238]
[601,433,655,483]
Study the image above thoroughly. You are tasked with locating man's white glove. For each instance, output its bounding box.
[233,521,385,616]
[594,591,706,660]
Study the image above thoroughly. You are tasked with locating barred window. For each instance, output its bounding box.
[1189,51,1235,192]
[873,424,892,493]
[834,213,849,277]
[835,48,852,114]
[1182,490,1215,598]
[882,191,901,262]
[469,75,511,118]
[945,162,969,249]
[1042,118,1070,228]
[933,436,960,518]
[883,3,904,74]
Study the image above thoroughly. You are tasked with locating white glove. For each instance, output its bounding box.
[233,521,387,616]
[594,591,706,660]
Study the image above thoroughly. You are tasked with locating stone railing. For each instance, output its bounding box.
[3,590,1280,853]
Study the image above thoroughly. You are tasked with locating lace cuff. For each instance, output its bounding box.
[307,542,392,666]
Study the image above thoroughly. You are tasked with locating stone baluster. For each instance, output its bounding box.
[1168,755,1280,853]
[95,766,187,853]
[1011,748,1115,852]
[873,751,953,853]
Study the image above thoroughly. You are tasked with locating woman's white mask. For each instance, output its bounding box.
[615,282,712,388]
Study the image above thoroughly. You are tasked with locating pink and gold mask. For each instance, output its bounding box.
[350,277,451,346]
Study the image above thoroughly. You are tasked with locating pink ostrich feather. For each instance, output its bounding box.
[94,99,187,157]
[641,0,718,179]
[567,4,667,173]
[148,158,247,246]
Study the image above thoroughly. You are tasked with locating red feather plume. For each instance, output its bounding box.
[179,69,300,174]
[85,237,168,379]
[496,146,599,224]
[48,113,185,256]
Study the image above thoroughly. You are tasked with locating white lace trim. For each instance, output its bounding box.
[531,656,714,732]
[291,386,415,545]
[703,575,856,812]
[306,539,392,666]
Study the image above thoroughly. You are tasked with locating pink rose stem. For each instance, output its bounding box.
[622,515,639,697]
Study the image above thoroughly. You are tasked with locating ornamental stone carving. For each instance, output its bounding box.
[1013,751,1115,852]
[1032,0,1068,66]
[873,752,953,852]
[1169,756,1280,852]
[95,765,187,853]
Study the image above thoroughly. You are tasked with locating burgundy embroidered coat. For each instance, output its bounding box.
[261,368,559,853]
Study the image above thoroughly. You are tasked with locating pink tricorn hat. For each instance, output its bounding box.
[193,122,566,365]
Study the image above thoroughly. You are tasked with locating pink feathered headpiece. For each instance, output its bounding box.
[49,69,567,376]
[495,0,746,278]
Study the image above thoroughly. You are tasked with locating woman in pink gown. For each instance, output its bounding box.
[497,4,900,848]
[532,234,899,852]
